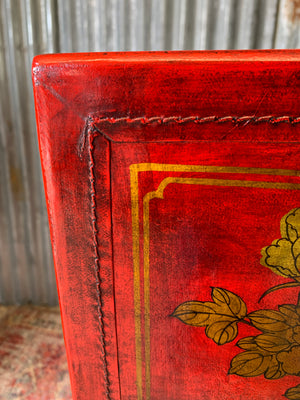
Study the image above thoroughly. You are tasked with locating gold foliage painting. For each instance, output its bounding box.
[172,208,300,399]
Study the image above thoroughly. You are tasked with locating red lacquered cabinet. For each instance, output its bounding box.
[33,51,300,400]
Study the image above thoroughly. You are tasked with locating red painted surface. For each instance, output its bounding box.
[32,51,300,399]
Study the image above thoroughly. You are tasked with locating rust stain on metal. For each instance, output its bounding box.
[286,0,300,23]
[9,165,24,201]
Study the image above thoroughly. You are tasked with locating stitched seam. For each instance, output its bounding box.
[91,115,300,125]
[87,125,111,400]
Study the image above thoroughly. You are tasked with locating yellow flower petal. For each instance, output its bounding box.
[261,238,300,278]
[281,208,300,243]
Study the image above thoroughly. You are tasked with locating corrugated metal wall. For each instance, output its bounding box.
[0,0,300,305]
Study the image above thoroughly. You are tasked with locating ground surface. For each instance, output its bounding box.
[0,305,72,399]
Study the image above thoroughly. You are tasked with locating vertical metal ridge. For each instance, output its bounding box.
[0,97,17,304]
[23,0,56,305]
[193,0,209,50]
[253,0,279,49]
[18,0,47,304]
[1,0,33,303]
[184,0,197,50]
[233,0,257,49]
[150,0,166,50]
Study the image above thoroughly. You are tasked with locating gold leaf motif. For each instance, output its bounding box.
[278,305,300,327]
[229,351,272,377]
[212,287,247,319]
[172,288,247,345]
[255,334,290,352]
[285,384,300,400]
[171,301,214,326]
[248,310,289,332]
[205,319,238,345]
[237,337,260,351]
[264,355,285,380]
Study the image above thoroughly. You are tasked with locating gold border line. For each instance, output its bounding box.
[142,192,155,400]
[130,164,300,400]
[130,166,143,400]
[133,163,300,176]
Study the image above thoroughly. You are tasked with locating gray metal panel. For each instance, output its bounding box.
[275,0,300,48]
[0,0,299,304]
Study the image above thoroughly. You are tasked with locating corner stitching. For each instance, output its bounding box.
[92,115,300,126]
[80,115,300,151]
[87,124,112,400]
[79,117,114,158]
